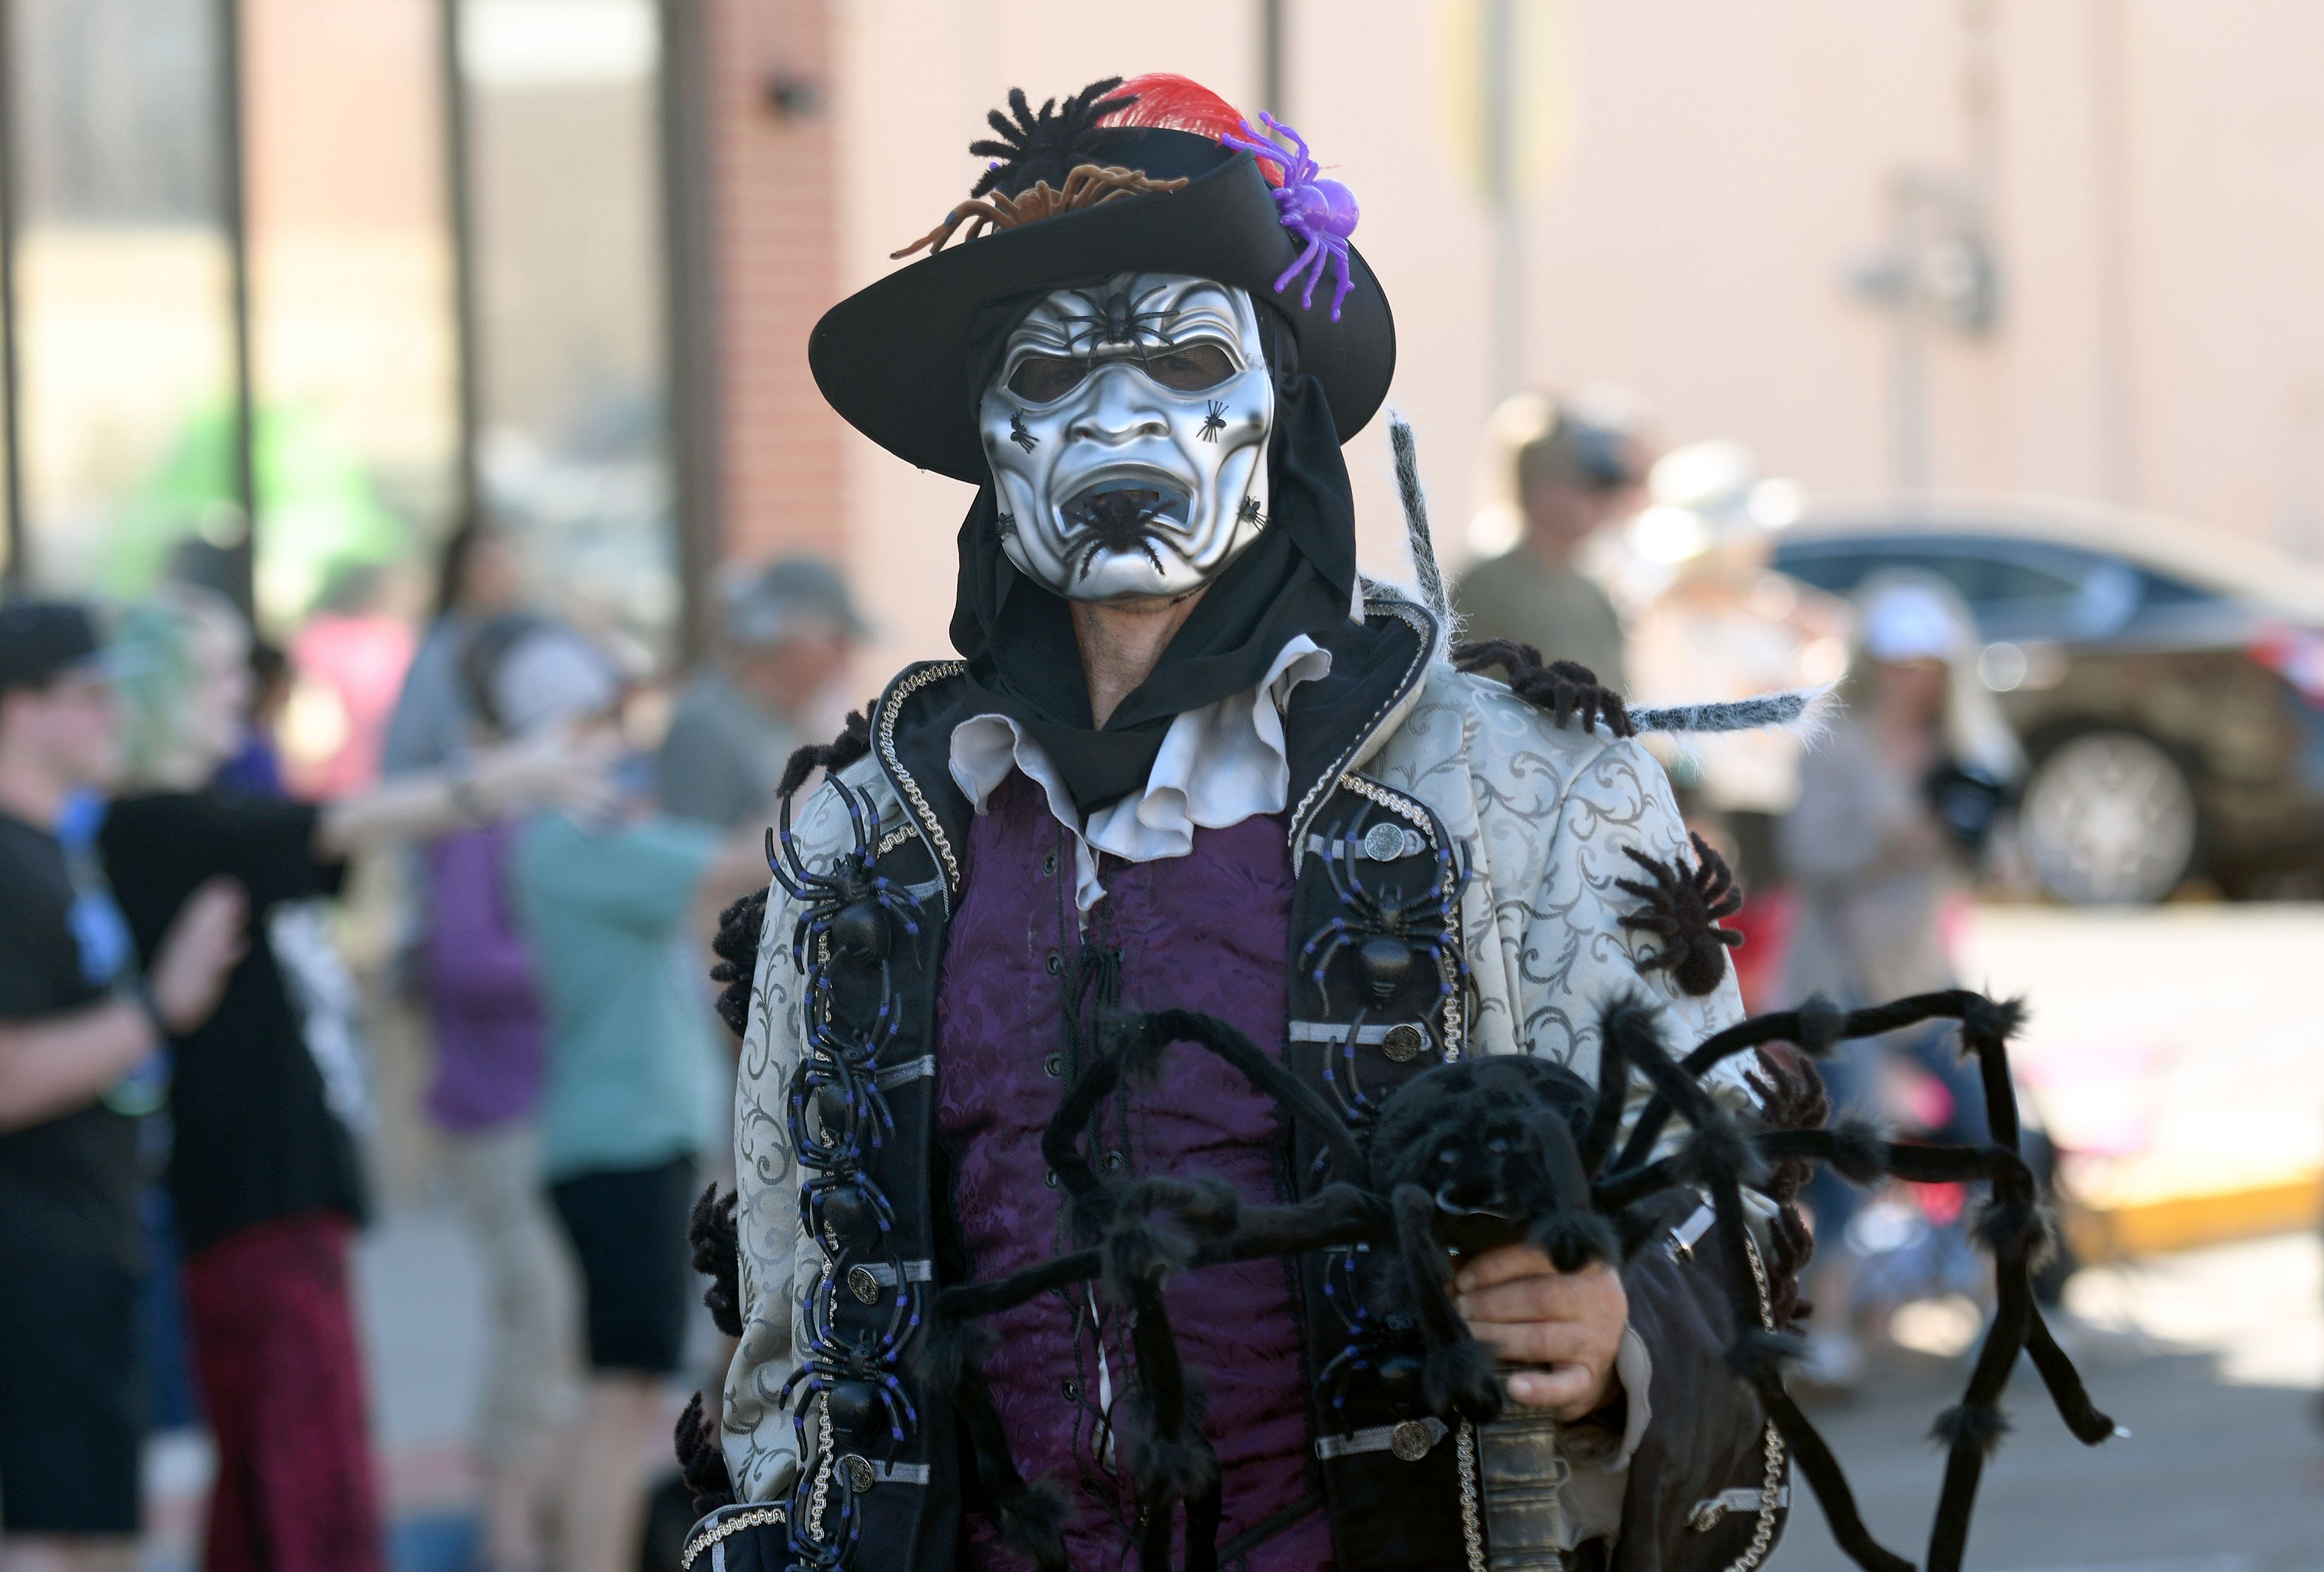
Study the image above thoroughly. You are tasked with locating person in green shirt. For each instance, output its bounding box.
[657,556,866,830]
[469,619,766,1572]
[1451,402,1648,694]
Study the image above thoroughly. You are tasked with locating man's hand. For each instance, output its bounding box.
[148,878,248,1033]
[1454,1245,1628,1420]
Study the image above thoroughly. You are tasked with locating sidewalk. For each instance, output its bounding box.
[1958,901,2324,1260]
[139,1207,705,1572]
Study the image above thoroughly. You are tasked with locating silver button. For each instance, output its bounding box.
[1382,1024,1426,1063]
[1389,1419,1434,1461]
[1363,822,1410,862]
[839,1453,876,1493]
[846,1265,881,1304]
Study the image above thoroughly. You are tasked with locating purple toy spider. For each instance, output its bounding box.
[1218,112,1361,323]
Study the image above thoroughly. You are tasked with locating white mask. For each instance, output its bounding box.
[978,271,1273,602]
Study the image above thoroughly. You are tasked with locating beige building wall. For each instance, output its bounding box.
[812,0,2324,682]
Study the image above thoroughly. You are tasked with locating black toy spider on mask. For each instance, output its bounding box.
[898,993,2115,1572]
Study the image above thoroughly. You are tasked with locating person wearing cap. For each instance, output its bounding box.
[0,601,245,1570]
[658,557,866,830]
[1776,574,2024,1391]
[467,618,772,1572]
[1451,402,1649,697]
[688,76,1785,1572]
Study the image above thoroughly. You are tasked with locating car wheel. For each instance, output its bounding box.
[2018,729,2199,905]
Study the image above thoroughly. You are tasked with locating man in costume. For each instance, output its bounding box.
[675,74,1802,1572]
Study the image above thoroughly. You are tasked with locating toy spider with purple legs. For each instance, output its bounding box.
[766,775,926,981]
[890,988,2116,1572]
[1217,113,1361,322]
[1299,829,1472,1010]
[779,1265,924,1453]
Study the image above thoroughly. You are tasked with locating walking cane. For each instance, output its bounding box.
[1476,1386,1574,1572]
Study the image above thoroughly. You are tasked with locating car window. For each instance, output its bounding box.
[1882,540,2086,606]
[2136,568,2214,607]
[1768,545,1883,596]
[1775,536,2077,611]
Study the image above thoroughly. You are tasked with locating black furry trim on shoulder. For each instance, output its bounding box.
[674,1389,737,1515]
[1452,639,1634,737]
[776,706,875,801]
[709,889,767,1041]
[688,1184,743,1338]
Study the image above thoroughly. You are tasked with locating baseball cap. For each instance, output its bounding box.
[722,557,870,646]
[0,601,110,694]
[1860,578,1973,663]
[489,624,623,737]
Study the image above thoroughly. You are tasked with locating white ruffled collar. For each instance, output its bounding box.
[948,635,1333,910]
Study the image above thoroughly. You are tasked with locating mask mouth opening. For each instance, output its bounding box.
[1057,476,1195,578]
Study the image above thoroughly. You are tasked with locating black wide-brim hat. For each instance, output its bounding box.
[809,125,1396,484]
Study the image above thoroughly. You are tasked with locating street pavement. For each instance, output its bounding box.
[1772,1232,2324,1571]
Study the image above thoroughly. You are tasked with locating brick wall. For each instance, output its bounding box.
[703,0,845,564]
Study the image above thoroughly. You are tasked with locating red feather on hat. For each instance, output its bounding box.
[1099,73,1285,188]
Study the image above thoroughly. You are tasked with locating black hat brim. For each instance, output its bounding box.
[809,146,1396,483]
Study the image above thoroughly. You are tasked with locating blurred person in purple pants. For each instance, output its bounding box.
[421,821,576,1572]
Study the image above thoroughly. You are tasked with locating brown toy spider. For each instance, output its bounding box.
[1614,832,1744,997]
[1451,639,1635,737]
[890,163,1190,258]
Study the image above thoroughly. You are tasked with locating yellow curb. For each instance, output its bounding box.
[2064,1172,2322,1261]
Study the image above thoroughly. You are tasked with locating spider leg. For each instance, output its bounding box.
[1516,1114,1620,1272]
[769,790,825,899]
[937,1251,1103,1322]
[1920,1001,2115,1572]
[833,778,875,861]
[1273,237,1324,300]
[1328,245,1354,323]
[1296,244,1331,311]
[1259,111,1316,185]
[1578,1002,1634,1176]
[876,1374,918,1442]
[1212,1185,1382,1260]
[1390,1183,1499,1422]
[1615,990,1964,1174]
[871,878,926,936]
[1318,832,1359,910]
[948,1346,1068,1571]
[1592,1011,1888,1555]
[1669,1087,1915,1572]
[1302,928,1353,1011]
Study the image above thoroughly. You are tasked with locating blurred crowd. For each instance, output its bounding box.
[1454,393,2059,1394]
[0,524,865,1572]
[1,395,2072,1572]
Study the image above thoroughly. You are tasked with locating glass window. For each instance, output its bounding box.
[461,0,675,663]
[245,0,458,634]
[11,0,238,598]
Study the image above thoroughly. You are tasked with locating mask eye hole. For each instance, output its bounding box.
[1006,355,1088,403]
[1142,344,1236,392]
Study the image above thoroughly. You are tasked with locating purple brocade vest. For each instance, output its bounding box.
[936,772,1332,1572]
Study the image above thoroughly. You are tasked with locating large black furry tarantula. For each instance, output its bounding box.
[888,993,2113,1572]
